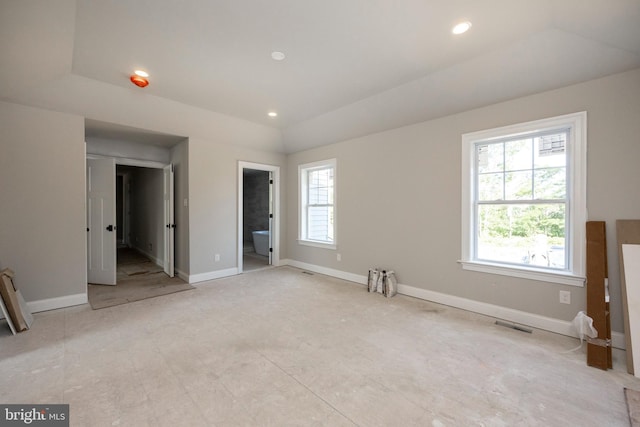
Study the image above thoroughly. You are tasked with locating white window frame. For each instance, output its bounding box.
[460,112,587,287]
[298,159,337,250]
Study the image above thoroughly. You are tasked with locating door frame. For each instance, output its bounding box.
[86,154,174,280]
[237,161,280,273]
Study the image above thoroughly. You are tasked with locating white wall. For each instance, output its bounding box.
[188,138,286,279]
[286,68,640,334]
[0,101,86,307]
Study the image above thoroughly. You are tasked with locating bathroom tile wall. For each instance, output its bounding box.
[243,170,270,246]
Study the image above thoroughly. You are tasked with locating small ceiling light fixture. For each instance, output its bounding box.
[452,21,472,35]
[271,51,285,61]
[130,69,149,88]
[268,111,278,117]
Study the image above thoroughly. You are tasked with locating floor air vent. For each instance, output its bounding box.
[495,320,532,334]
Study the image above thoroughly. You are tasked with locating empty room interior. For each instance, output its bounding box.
[2,1,640,425]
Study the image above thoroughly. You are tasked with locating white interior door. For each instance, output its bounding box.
[268,171,273,265]
[163,164,175,277]
[87,158,117,285]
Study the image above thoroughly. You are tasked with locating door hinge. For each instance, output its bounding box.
[269,248,273,252]
[269,214,273,218]
[270,179,273,184]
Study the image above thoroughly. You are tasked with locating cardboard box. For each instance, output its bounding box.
[0,269,29,332]
[0,295,16,335]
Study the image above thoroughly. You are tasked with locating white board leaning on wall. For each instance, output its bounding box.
[622,244,640,377]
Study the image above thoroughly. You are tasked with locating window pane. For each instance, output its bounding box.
[534,168,566,199]
[308,168,333,204]
[477,143,503,173]
[477,204,566,269]
[478,173,503,201]
[534,134,566,168]
[505,171,532,200]
[308,206,334,242]
[504,139,532,171]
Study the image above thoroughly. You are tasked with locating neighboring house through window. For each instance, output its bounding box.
[461,112,587,286]
[298,159,336,249]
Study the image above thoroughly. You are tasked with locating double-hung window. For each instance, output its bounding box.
[461,112,587,286]
[298,159,336,249]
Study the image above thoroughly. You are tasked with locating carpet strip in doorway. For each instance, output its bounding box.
[88,277,194,309]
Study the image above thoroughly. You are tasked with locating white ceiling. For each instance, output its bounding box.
[1,0,639,152]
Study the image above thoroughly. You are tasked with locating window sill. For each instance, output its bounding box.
[458,260,585,287]
[298,239,337,250]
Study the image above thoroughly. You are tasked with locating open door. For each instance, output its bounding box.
[87,158,117,285]
[268,171,273,265]
[163,164,175,277]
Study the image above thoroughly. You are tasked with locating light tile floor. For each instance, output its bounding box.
[1,266,640,426]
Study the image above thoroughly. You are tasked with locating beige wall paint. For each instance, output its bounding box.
[286,68,640,333]
[188,138,286,276]
[0,101,86,302]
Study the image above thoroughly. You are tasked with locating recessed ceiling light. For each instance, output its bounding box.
[452,21,472,35]
[134,69,149,77]
[268,111,278,117]
[271,51,285,61]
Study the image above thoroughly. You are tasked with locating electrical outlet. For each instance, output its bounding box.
[214,254,220,262]
[337,253,341,262]
[559,290,571,304]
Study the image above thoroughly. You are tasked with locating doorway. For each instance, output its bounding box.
[117,165,164,266]
[87,158,175,285]
[237,162,280,273]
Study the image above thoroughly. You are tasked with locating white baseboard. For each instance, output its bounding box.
[281,259,367,285]
[397,283,626,350]
[280,259,626,350]
[189,267,239,284]
[27,293,88,313]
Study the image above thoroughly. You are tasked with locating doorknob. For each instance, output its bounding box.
[106,225,114,232]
